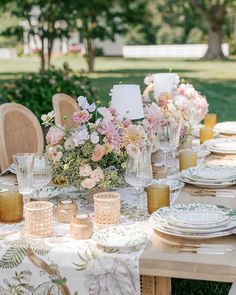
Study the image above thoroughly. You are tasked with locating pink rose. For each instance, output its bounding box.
[47,146,63,162]
[79,164,92,177]
[46,127,65,145]
[81,178,96,189]
[91,144,106,162]
[64,136,75,150]
[90,167,104,182]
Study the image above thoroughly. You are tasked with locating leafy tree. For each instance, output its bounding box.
[72,0,149,72]
[157,0,236,59]
[1,0,75,71]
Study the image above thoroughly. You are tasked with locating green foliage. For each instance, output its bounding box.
[172,279,231,295]
[0,245,27,268]
[0,63,98,119]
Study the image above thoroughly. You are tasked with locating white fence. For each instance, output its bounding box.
[0,48,17,59]
[123,44,229,58]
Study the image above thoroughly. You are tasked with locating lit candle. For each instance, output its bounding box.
[146,184,170,214]
[0,190,23,223]
[179,149,197,171]
[200,127,214,144]
[204,113,217,128]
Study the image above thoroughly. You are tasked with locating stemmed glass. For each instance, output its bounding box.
[32,155,52,199]
[125,146,153,220]
[158,120,181,174]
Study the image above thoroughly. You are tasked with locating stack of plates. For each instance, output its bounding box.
[215,121,236,135]
[150,203,236,239]
[207,138,236,155]
[180,164,236,188]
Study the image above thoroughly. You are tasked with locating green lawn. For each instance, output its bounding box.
[0,55,234,294]
[0,55,236,122]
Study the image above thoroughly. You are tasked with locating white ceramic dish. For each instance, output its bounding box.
[151,203,236,239]
[92,225,147,250]
[215,122,236,135]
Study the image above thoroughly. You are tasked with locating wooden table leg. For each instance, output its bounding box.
[155,276,171,295]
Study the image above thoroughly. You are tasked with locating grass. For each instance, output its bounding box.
[0,55,236,122]
[0,55,234,294]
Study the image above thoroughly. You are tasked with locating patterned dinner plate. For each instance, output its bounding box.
[150,203,236,239]
[92,225,147,249]
[152,178,184,192]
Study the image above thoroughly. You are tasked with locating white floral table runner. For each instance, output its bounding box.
[0,188,152,295]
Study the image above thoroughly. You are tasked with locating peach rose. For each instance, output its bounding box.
[46,127,65,145]
[79,164,92,177]
[47,146,63,163]
[81,178,96,189]
[64,136,75,150]
[91,144,106,162]
[90,167,104,182]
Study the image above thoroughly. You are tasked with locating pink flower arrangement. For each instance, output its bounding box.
[73,110,90,124]
[91,144,106,162]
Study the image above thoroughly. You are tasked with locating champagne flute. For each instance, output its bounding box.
[125,146,152,220]
[32,155,52,199]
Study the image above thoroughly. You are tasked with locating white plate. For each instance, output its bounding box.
[208,146,236,155]
[37,186,61,200]
[151,203,236,239]
[170,210,229,226]
[215,122,236,135]
[0,221,24,236]
[152,178,184,192]
[179,176,236,188]
[186,165,236,180]
[92,225,147,249]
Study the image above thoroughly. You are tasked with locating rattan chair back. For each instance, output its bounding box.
[0,103,44,171]
[52,93,80,128]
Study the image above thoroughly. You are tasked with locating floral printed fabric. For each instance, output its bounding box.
[0,188,152,295]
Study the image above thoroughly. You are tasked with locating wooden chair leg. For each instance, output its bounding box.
[155,276,171,295]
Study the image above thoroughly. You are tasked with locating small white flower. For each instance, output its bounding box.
[90,131,99,144]
[41,111,55,125]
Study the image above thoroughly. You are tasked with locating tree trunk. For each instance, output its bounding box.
[204,27,225,59]
[40,37,45,72]
[86,38,95,72]
[48,38,54,69]
[203,4,226,60]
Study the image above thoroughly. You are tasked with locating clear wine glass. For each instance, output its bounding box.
[32,155,52,199]
[125,146,152,220]
[158,121,181,174]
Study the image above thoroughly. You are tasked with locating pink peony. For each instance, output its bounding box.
[46,127,65,145]
[91,144,106,162]
[80,164,92,177]
[81,178,96,189]
[73,110,90,124]
[90,167,104,182]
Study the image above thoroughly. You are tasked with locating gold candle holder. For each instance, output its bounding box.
[94,192,120,224]
[0,188,23,223]
[204,113,217,128]
[55,200,77,223]
[179,149,197,171]
[200,127,213,144]
[146,184,170,214]
[70,214,93,240]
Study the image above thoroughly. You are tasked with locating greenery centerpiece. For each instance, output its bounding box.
[42,96,163,191]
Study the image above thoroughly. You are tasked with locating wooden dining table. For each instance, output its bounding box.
[0,153,236,295]
[140,153,236,295]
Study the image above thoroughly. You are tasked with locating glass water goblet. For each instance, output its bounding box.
[32,155,52,199]
[13,153,34,202]
[125,147,153,220]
